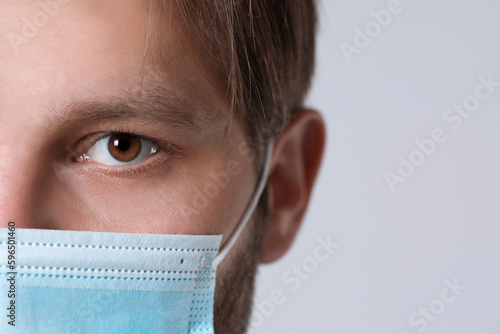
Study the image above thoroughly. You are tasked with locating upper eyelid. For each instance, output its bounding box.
[93,131,162,148]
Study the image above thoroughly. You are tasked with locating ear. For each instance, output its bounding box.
[259,109,326,263]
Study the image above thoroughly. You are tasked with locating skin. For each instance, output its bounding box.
[0,1,325,333]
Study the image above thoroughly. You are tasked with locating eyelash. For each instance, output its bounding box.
[70,124,179,178]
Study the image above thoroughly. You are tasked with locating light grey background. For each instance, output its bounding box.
[250,0,500,333]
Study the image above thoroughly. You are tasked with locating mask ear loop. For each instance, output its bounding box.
[213,139,274,267]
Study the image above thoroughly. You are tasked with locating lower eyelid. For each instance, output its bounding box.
[72,152,173,179]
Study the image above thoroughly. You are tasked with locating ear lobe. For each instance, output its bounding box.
[259,109,326,264]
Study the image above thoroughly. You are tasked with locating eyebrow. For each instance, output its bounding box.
[42,81,210,133]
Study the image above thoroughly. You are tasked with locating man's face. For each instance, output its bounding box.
[0,0,266,332]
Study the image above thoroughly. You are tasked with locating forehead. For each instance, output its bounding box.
[0,0,227,128]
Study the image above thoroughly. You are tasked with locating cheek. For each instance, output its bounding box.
[41,152,255,236]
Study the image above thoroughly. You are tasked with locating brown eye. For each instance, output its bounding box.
[82,132,160,167]
[107,134,141,162]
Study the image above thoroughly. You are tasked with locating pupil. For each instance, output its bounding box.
[117,139,130,152]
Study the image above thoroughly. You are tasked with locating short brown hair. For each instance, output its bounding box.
[172,0,318,147]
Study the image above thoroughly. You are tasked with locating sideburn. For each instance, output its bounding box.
[213,187,270,333]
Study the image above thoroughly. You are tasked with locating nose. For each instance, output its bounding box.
[0,145,46,229]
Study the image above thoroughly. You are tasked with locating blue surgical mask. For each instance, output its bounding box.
[0,142,273,334]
